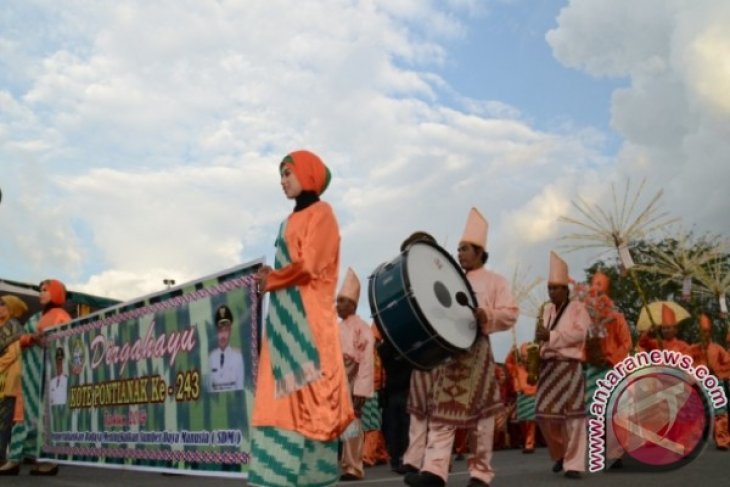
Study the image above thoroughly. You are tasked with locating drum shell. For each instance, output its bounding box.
[369,243,477,370]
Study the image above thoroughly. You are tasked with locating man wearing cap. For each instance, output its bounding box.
[208,305,244,393]
[638,305,692,354]
[399,231,438,476]
[49,347,68,406]
[406,208,519,487]
[690,314,730,450]
[336,267,374,481]
[534,251,590,479]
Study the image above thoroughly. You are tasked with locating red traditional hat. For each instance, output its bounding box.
[662,304,677,326]
[699,313,712,332]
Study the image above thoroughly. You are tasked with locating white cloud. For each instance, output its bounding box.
[1,0,727,362]
[547,0,730,238]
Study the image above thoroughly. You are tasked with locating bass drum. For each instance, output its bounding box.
[369,240,478,370]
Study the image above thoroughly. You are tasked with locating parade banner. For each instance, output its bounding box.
[40,260,262,477]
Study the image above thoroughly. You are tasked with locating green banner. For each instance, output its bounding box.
[40,260,262,477]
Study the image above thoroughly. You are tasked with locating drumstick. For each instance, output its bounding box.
[455,291,475,311]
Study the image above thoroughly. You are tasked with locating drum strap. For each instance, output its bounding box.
[265,220,321,398]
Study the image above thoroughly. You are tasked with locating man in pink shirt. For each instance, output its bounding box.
[406,208,519,487]
[337,268,375,481]
[535,252,590,479]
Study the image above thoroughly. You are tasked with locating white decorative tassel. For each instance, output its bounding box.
[617,242,635,269]
[720,294,728,314]
[681,276,692,300]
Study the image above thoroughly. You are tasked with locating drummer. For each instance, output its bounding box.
[405,208,519,487]
[400,231,440,475]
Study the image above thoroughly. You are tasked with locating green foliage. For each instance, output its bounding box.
[584,238,730,346]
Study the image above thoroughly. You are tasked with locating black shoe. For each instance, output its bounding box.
[404,471,445,487]
[396,463,419,475]
[609,458,624,470]
[29,463,59,476]
[0,462,19,476]
[552,459,563,473]
[466,478,490,487]
[404,471,420,486]
[564,470,581,479]
[454,453,465,461]
[340,473,361,481]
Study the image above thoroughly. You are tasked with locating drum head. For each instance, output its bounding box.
[405,242,477,350]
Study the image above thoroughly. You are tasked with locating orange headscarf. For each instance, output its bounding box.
[38,279,71,332]
[591,271,610,296]
[280,150,331,196]
[41,279,67,307]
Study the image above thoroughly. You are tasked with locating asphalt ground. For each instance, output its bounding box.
[4,445,727,486]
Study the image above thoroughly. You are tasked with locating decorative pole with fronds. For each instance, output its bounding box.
[636,230,720,302]
[694,246,730,321]
[559,178,677,345]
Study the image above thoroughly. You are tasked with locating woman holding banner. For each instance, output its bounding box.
[0,295,28,468]
[0,280,71,476]
[250,150,354,487]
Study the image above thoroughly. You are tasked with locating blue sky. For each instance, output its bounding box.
[447,1,625,137]
[1,0,728,360]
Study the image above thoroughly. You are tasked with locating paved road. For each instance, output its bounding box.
[5,446,725,486]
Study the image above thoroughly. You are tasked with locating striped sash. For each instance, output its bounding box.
[536,359,585,420]
[265,220,321,398]
[516,392,536,421]
[360,396,381,431]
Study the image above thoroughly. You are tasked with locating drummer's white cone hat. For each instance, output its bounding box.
[338,267,361,305]
[548,251,569,285]
[460,207,488,249]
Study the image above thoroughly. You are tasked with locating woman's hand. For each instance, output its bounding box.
[255,265,273,295]
[33,330,46,348]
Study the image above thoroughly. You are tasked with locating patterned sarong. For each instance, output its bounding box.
[516,392,536,421]
[584,364,609,416]
[536,359,585,420]
[406,368,435,419]
[249,427,339,487]
[429,336,501,427]
[361,396,381,431]
[265,221,320,398]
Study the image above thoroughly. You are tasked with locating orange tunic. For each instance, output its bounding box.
[504,349,536,396]
[252,201,354,441]
[638,335,692,355]
[691,342,730,380]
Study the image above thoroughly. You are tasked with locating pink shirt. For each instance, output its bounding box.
[467,267,519,335]
[339,314,375,398]
[541,300,590,361]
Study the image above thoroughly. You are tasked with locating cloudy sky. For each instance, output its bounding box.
[1,0,728,360]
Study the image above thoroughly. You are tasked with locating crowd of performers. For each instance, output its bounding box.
[1,150,729,487]
[331,256,730,487]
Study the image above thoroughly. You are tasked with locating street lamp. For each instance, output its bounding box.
[163,279,176,289]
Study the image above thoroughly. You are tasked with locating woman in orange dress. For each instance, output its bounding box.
[249,150,354,487]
